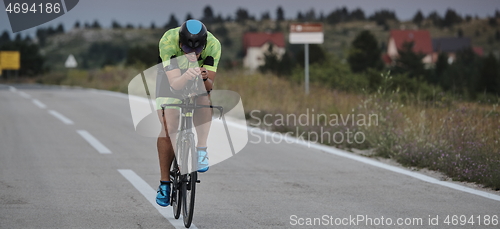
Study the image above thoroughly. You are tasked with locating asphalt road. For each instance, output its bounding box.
[1,84,499,229]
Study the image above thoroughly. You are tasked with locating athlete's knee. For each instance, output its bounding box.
[196,95,210,105]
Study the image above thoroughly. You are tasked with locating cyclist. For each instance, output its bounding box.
[155,19,221,207]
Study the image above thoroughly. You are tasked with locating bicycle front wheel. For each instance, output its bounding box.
[181,137,197,228]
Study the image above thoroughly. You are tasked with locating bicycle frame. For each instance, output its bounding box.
[161,89,223,228]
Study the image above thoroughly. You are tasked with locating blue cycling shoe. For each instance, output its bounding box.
[156,181,171,207]
[197,147,209,173]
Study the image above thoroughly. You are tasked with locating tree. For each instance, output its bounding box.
[443,8,462,27]
[91,20,101,29]
[214,14,224,24]
[126,44,158,67]
[259,44,280,74]
[369,9,398,25]
[326,7,350,24]
[56,23,64,33]
[477,53,499,94]
[185,13,193,22]
[235,8,250,24]
[164,14,179,29]
[74,21,80,29]
[36,28,48,46]
[14,34,22,42]
[351,8,366,21]
[259,45,294,77]
[412,10,424,26]
[261,11,271,21]
[432,52,449,85]
[304,8,316,21]
[202,5,214,23]
[488,17,498,26]
[24,35,32,43]
[318,12,325,22]
[0,30,10,45]
[83,42,127,68]
[427,11,442,27]
[112,20,122,29]
[440,48,481,94]
[297,12,305,22]
[465,15,472,22]
[392,41,426,78]
[296,44,326,67]
[347,30,383,73]
[150,22,156,29]
[276,6,285,21]
[47,26,56,36]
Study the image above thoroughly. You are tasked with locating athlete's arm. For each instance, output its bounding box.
[200,67,215,92]
[165,67,201,91]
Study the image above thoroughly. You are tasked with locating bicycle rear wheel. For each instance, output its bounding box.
[181,137,197,228]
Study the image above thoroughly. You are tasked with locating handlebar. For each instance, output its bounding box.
[161,103,224,120]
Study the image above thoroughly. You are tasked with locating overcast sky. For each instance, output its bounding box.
[1,0,499,37]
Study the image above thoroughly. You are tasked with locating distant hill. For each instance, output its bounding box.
[38,17,500,71]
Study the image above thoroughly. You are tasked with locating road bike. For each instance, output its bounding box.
[161,78,223,228]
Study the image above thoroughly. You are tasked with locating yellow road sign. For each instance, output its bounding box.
[0,51,21,70]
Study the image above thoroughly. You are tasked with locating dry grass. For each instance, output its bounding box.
[216,70,362,116]
[217,70,500,189]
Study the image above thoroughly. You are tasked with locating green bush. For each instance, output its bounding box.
[292,57,369,92]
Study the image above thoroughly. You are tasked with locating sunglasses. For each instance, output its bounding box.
[181,44,204,55]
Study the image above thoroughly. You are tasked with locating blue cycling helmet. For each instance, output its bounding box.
[179,20,207,54]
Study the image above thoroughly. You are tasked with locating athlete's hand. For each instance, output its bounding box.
[200,67,208,80]
[183,68,201,81]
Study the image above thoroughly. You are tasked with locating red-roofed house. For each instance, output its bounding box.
[386,30,434,65]
[243,32,285,71]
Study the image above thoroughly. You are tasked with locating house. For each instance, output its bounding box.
[385,30,434,66]
[432,37,483,63]
[242,32,285,71]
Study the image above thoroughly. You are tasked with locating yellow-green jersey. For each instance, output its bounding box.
[156,27,221,99]
[159,27,221,72]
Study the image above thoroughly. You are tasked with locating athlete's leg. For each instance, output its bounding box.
[194,95,212,147]
[157,108,180,181]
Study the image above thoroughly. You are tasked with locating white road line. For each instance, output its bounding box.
[118,169,197,229]
[76,130,112,154]
[9,86,17,92]
[18,91,31,99]
[48,110,74,125]
[97,90,500,202]
[32,99,47,109]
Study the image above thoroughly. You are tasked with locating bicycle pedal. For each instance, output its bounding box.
[196,180,201,183]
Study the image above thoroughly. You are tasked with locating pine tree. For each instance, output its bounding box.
[412,10,424,26]
[112,20,122,29]
[392,41,426,78]
[276,6,285,21]
[165,14,179,29]
[347,30,383,73]
[202,5,214,23]
[478,53,499,94]
[0,30,10,45]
